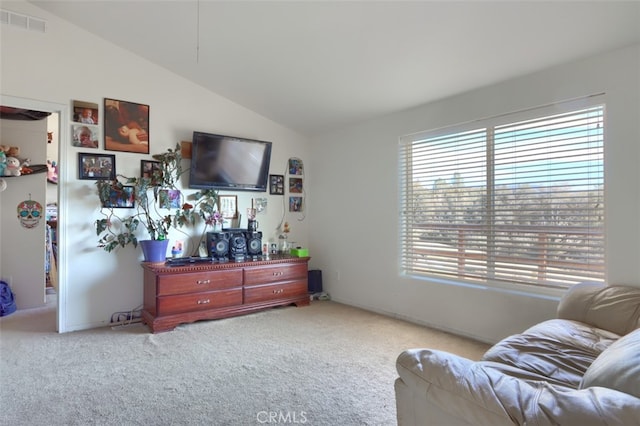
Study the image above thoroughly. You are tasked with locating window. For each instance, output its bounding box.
[400,99,604,290]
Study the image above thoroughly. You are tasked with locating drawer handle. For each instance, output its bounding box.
[272,271,284,276]
[196,279,211,285]
[272,289,284,294]
[197,299,211,304]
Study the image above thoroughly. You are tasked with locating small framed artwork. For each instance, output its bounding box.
[141,159,162,184]
[288,158,304,176]
[255,197,268,213]
[289,196,304,212]
[289,177,303,194]
[71,124,99,148]
[269,242,278,255]
[102,186,135,208]
[78,153,115,180]
[104,97,150,154]
[219,195,238,218]
[158,189,181,209]
[72,100,99,125]
[269,174,284,195]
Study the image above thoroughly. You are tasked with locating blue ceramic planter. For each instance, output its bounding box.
[140,239,169,263]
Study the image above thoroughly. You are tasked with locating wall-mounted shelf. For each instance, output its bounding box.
[2,163,48,177]
[1,164,49,191]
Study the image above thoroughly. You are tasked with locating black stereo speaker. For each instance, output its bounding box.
[229,232,247,261]
[207,231,230,260]
[245,231,263,256]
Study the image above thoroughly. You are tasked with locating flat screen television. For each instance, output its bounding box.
[189,131,272,192]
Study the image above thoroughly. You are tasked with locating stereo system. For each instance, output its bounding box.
[206,229,262,262]
[206,231,230,261]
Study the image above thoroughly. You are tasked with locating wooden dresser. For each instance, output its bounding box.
[141,256,310,332]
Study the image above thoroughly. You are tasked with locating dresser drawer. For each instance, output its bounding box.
[157,269,242,296]
[157,289,242,315]
[243,280,308,304]
[244,263,307,285]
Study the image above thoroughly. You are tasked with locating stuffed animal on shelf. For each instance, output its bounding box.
[0,151,6,177]
[0,145,21,176]
[5,146,20,157]
[0,145,21,158]
[4,156,21,176]
[46,160,58,183]
[19,158,32,175]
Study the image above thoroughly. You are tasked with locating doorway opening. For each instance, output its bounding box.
[0,95,69,333]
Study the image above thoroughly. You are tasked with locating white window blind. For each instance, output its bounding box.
[400,101,604,290]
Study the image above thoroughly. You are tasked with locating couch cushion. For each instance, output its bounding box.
[482,318,619,389]
[396,347,640,426]
[580,328,640,398]
[557,283,640,335]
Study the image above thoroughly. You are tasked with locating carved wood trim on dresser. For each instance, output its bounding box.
[141,256,310,333]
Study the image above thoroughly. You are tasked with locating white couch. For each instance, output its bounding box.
[395,282,640,425]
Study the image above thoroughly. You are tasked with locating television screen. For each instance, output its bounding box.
[189,131,272,192]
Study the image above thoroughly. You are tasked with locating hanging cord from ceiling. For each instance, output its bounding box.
[196,0,200,64]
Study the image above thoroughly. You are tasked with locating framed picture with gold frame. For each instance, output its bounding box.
[218,195,238,218]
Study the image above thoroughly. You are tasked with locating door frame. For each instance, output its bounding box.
[1,95,69,333]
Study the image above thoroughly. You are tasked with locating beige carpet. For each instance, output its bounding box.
[0,296,489,425]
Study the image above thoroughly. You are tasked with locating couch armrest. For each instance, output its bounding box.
[396,348,640,426]
[396,349,516,425]
[557,282,640,335]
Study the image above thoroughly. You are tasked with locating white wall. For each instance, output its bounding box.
[1,1,310,331]
[3,1,638,344]
[309,44,640,343]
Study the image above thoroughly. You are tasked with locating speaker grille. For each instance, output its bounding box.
[245,231,262,256]
[206,231,229,260]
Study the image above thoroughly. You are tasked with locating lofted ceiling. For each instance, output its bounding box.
[27,1,640,136]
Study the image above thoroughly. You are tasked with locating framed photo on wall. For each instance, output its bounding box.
[78,153,115,180]
[104,98,150,154]
[289,177,303,194]
[141,159,162,185]
[288,158,304,176]
[71,124,99,148]
[289,196,303,212]
[158,189,181,209]
[72,100,98,125]
[102,186,135,208]
[269,174,284,195]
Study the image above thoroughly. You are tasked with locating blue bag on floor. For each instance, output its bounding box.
[0,280,17,316]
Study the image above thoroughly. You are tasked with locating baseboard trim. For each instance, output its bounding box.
[330,296,496,345]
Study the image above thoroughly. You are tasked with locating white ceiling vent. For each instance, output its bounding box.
[0,9,47,33]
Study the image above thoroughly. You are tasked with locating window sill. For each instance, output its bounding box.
[402,273,565,301]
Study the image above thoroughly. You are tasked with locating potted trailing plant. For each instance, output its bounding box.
[95,144,218,261]
[95,175,173,261]
[175,189,221,231]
